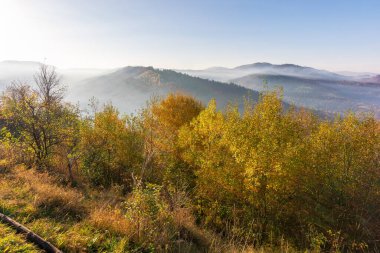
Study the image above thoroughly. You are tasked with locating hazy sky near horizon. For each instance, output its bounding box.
[1,0,379,72]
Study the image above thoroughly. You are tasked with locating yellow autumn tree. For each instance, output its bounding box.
[178,91,380,250]
[80,104,144,188]
[179,99,247,232]
[141,93,204,188]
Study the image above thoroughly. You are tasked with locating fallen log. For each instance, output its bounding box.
[0,212,62,253]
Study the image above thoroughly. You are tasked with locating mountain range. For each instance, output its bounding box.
[0,61,258,114]
[180,63,380,117]
[0,60,379,117]
[69,66,258,113]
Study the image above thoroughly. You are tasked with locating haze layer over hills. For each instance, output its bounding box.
[1,60,379,117]
[69,66,258,113]
[180,63,380,117]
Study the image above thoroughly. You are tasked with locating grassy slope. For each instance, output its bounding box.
[0,166,300,253]
[0,166,134,252]
[0,223,42,253]
[0,166,219,252]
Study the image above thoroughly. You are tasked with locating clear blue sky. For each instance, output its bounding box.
[1,0,379,72]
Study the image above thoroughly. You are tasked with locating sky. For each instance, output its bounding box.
[0,0,379,72]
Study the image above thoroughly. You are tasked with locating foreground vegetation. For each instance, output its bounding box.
[0,65,379,252]
[0,222,42,252]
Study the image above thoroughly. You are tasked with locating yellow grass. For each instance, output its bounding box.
[13,166,87,219]
[89,208,132,236]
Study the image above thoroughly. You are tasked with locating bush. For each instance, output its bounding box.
[124,183,176,249]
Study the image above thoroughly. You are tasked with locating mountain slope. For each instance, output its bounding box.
[180,62,349,83]
[233,62,347,80]
[180,62,380,117]
[233,73,380,117]
[359,75,380,84]
[68,67,260,113]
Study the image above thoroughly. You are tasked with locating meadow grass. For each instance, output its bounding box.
[0,222,42,253]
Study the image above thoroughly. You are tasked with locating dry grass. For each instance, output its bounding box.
[0,165,131,252]
[33,183,86,218]
[89,186,213,252]
[13,166,87,219]
[173,207,214,248]
[89,208,132,236]
[0,169,36,217]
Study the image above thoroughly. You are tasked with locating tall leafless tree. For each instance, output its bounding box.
[34,64,66,105]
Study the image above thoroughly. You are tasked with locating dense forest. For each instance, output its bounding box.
[0,65,379,252]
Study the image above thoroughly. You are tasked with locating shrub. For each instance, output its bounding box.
[124,183,176,248]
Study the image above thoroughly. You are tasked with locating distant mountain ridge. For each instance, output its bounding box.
[180,62,371,82]
[69,66,260,114]
[1,60,379,117]
[234,62,347,80]
[359,75,380,84]
[179,62,380,117]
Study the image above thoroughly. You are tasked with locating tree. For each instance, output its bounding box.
[34,64,65,105]
[178,99,247,233]
[80,104,144,188]
[141,93,204,187]
[0,65,79,171]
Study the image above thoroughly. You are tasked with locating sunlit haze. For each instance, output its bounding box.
[1,0,380,72]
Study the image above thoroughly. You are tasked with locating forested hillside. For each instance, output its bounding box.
[69,66,259,113]
[1,66,379,252]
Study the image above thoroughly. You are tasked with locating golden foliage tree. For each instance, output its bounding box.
[179,91,380,250]
[141,93,204,188]
[80,104,144,188]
